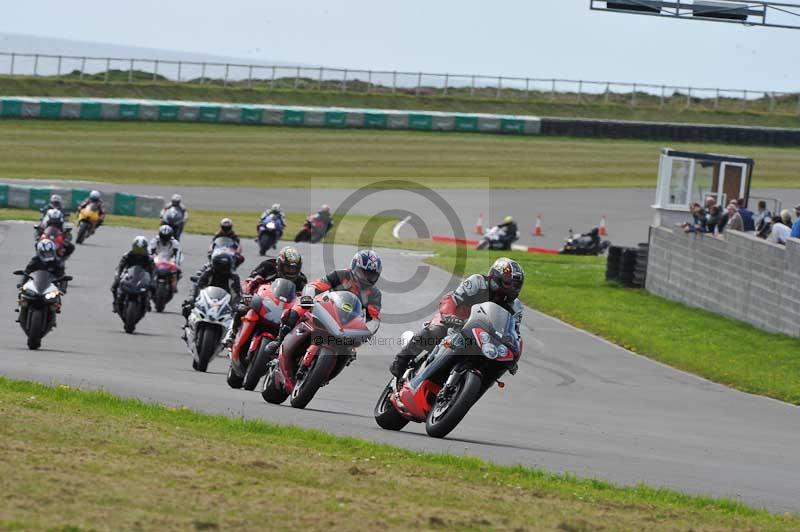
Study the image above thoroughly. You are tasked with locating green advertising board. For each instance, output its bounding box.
[454,116,479,132]
[283,110,305,126]
[240,108,263,124]
[29,188,52,210]
[40,101,63,119]
[119,104,140,120]
[158,105,179,121]
[113,193,137,216]
[324,112,347,128]
[71,189,91,210]
[408,114,433,130]
[0,184,8,207]
[198,106,221,122]
[500,118,525,134]
[80,102,102,120]
[1,99,22,117]
[363,113,388,129]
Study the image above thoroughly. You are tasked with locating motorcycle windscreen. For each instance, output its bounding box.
[156,251,174,265]
[313,291,365,335]
[121,266,151,292]
[164,207,183,224]
[212,237,236,249]
[27,270,55,294]
[463,302,520,353]
[269,278,297,303]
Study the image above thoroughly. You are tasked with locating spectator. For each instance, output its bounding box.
[769,215,792,245]
[682,203,707,234]
[754,201,773,239]
[725,202,744,232]
[791,204,800,239]
[737,198,755,232]
[780,209,793,228]
[706,204,723,234]
[704,196,717,211]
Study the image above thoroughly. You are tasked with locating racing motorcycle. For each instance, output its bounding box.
[559,228,609,256]
[152,251,179,313]
[76,203,102,244]
[227,278,297,390]
[476,225,518,251]
[294,214,330,244]
[256,213,285,256]
[38,226,72,293]
[185,286,234,372]
[261,291,374,409]
[374,301,521,439]
[13,269,72,350]
[161,206,185,240]
[116,265,152,334]
[209,236,243,269]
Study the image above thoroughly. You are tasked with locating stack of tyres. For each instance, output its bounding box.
[606,246,623,281]
[633,244,649,288]
[619,248,638,287]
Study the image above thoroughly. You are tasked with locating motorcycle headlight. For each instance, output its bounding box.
[481,343,498,359]
[478,331,491,344]
[45,292,59,300]
[496,344,508,358]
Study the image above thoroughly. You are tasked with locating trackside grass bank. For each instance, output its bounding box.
[0,377,796,531]
[428,249,800,405]
[1,120,799,188]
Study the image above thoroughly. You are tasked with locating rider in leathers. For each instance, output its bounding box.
[390,257,525,377]
[182,253,242,328]
[224,246,308,349]
[36,209,76,260]
[16,240,66,324]
[111,236,155,314]
[149,225,183,293]
[258,250,383,365]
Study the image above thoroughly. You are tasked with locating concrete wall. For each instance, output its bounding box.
[646,225,800,337]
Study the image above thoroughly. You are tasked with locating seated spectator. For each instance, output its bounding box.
[769,215,792,245]
[706,205,723,234]
[737,198,755,232]
[682,203,707,234]
[725,202,744,233]
[792,204,800,239]
[754,200,773,239]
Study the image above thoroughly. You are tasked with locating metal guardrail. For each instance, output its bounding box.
[0,51,798,114]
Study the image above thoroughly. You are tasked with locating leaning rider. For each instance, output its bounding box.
[149,225,183,292]
[77,190,107,226]
[16,240,66,324]
[389,257,524,378]
[111,236,155,314]
[182,253,242,331]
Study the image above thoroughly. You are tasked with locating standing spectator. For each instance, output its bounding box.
[682,203,707,234]
[737,198,755,232]
[754,201,773,239]
[791,204,800,239]
[769,215,792,245]
[725,202,744,233]
[706,205,723,234]
[704,196,717,211]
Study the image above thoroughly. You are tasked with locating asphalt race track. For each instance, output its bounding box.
[1,222,798,512]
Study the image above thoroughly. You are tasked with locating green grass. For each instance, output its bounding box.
[0,207,401,249]
[1,120,799,188]
[428,249,800,405]
[1,377,796,531]
[3,75,800,128]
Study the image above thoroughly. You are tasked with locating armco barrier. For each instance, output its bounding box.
[0,183,163,218]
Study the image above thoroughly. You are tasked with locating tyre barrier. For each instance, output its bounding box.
[0,182,163,218]
[606,244,649,288]
[605,245,623,281]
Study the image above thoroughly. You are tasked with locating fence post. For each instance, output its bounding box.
[443,73,449,96]
[9,52,14,76]
[415,72,421,96]
[318,67,324,91]
[715,88,719,109]
[577,80,582,104]
[660,85,665,108]
[129,59,134,83]
[769,92,775,113]
[550,79,556,101]
[104,58,110,83]
[796,93,800,115]
[80,57,86,81]
[392,71,397,94]
[742,89,747,110]
[200,62,206,84]
[57,55,62,78]
[470,75,475,97]
[294,66,300,90]
[631,83,637,106]
[224,64,229,87]
[604,83,610,105]
[177,61,182,83]
[342,69,348,92]
[271,66,276,89]
[153,60,159,82]
[33,54,39,77]
[686,87,691,109]
[248,65,253,88]
[496,76,502,98]
[368,70,373,93]
[525,78,530,100]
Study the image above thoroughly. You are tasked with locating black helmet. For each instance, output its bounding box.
[487,257,524,300]
[211,253,232,274]
[158,224,174,243]
[276,246,302,280]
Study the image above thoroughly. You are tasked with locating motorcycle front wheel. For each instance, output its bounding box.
[243,340,272,390]
[26,308,46,350]
[261,363,289,404]
[425,371,482,439]
[374,383,409,431]
[123,300,139,334]
[289,348,336,409]
[195,323,222,372]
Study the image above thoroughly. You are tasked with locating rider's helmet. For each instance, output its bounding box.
[131,236,149,256]
[503,215,514,224]
[89,190,101,202]
[171,194,182,207]
[36,239,57,263]
[276,246,302,281]
[320,204,331,214]
[49,194,64,210]
[350,249,382,287]
[211,253,232,274]
[487,257,524,301]
[158,224,174,244]
[270,203,281,214]
[219,218,234,235]
[45,208,64,228]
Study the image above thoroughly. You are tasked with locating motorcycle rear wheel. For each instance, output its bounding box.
[154,283,170,313]
[289,349,336,409]
[425,371,482,439]
[374,384,409,431]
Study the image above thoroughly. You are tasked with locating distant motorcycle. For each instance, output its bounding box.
[208,236,243,269]
[294,214,330,244]
[261,291,373,409]
[152,251,179,313]
[76,204,102,244]
[116,265,151,334]
[256,213,285,256]
[13,269,72,350]
[161,207,185,240]
[185,286,234,372]
[227,278,297,390]
[476,225,518,251]
[559,228,609,256]
[374,301,521,439]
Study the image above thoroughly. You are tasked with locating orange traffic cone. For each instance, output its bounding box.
[599,215,608,236]
[474,213,484,235]
[532,214,543,237]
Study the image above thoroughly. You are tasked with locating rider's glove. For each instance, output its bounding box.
[299,295,314,308]
[442,315,464,329]
[444,328,465,349]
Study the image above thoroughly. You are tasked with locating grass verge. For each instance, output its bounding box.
[2,76,800,128]
[1,376,796,531]
[428,248,800,404]
[1,120,799,188]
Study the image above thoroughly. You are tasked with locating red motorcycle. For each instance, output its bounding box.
[227,278,297,391]
[374,302,521,439]
[261,291,373,409]
[293,214,330,244]
[39,226,71,258]
[152,251,180,313]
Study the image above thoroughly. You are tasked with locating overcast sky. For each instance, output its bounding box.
[1,0,798,90]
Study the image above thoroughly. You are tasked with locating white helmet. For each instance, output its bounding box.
[36,239,57,262]
[89,190,101,201]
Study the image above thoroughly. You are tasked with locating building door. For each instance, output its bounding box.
[719,162,746,206]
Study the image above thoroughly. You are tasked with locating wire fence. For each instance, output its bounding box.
[1,51,799,115]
